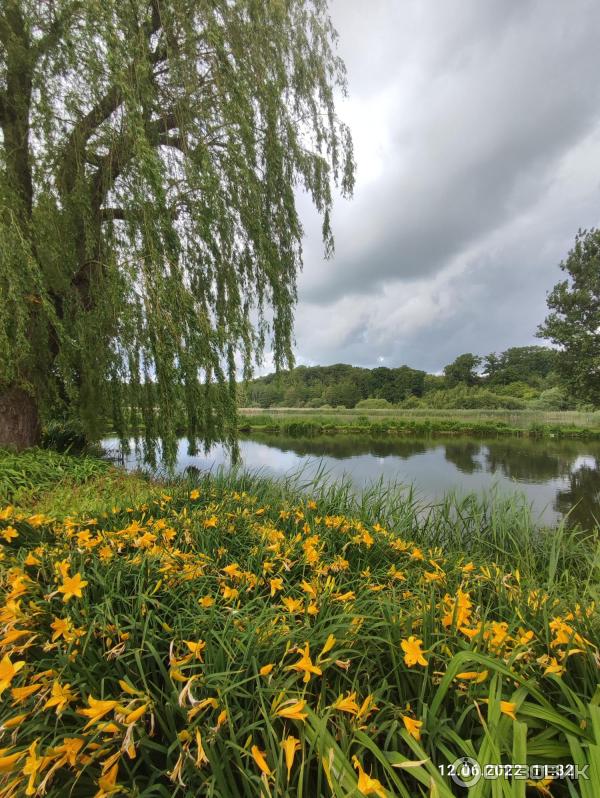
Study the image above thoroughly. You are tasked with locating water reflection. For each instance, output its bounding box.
[482,440,581,483]
[444,442,483,474]
[554,457,600,529]
[103,434,600,530]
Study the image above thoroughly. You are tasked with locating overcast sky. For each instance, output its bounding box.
[286,0,600,374]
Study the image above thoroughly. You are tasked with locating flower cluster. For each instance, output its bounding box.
[0,486,596,796]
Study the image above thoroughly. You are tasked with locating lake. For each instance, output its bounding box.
[103,433,600,530]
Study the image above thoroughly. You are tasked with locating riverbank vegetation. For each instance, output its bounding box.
[238,409,600,441]
[0,449,599,796]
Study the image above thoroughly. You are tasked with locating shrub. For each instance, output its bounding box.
[41,418,90,453]
[530,387,571,411]
[355,398,393,409]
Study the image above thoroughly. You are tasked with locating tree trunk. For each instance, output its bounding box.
[0,387,40,450]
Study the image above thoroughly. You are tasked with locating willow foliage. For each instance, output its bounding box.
[0,0,354,462]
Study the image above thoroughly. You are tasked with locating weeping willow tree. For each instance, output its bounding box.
[0,0,354,462]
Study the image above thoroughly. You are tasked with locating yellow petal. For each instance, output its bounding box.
[251,744,271,776]
[124,703,148,724]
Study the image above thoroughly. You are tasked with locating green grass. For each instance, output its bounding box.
[241,407,600,426]
[0,451,599,796]
[0,447,111,505]
[238,409,600,440]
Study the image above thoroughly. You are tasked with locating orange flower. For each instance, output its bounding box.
[44,681,76,715]
[402,714,422,740]
[400,636,428,668]
[332,691,360,716]
[275,699,307,721]
[0,655,25,696]
[260,663,275,677]
[286,643,322,683]
[352,756,387,797]
[281,736,300,780]
[58,573,88,602]
[250,744,271,776]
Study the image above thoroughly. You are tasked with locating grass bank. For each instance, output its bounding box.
[239,409,600,440]
[0,449,599,796]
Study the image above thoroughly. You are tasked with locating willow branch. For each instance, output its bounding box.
[59,3,165,194]
[34,2,82,59]
[100,207,127,221]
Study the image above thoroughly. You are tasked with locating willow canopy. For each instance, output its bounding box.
[0,0,354,461]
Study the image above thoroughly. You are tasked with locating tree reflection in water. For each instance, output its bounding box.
[242,433,600,530]
[108,433,600,531]
[555,458,600,529]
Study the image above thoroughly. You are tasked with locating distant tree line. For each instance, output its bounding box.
[239,345,584,410]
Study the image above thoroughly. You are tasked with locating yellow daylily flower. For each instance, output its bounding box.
[43,681,76,715]
[2,713,28,729]
[0,748,25,773]
[499,700,518,720]
[352,756,387,797]
[320,634,336,657]
[400,636,428,668]
[2,526,18,542]
[275,699,307,721]
[183,639,206,660]
[250,744,271,776]
[0,655,26,696]
[58,573,88,602]
[124,703,148,724]
[455,670,489,683]
[331,691,360,715]
[11,684,41,704]
[281,736,300,780]
[286,643,322,683]
[402,714,422,741]
[77,696,120,729]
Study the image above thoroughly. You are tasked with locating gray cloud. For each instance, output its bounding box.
[286,0,600,372]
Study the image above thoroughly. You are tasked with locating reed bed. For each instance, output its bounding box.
[238,414,600,441]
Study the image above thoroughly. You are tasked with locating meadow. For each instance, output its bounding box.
[0,449,599,796]
[238,409,600,441]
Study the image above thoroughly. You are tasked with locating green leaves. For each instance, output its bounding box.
[537,228,600,407]
[0,0,355,461]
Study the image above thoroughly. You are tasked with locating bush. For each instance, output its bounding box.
[400,395,422,409]
[355,398,393,409]
[41,418,90,454]
[0,448,109,503]
[530,387,571,411]
[419,386,526,410]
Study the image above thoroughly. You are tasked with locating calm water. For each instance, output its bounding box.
[103,433,600,529]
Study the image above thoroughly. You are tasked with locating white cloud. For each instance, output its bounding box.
[285,0,600,372]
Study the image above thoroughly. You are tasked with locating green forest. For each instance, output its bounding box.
[240,345,577,411]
